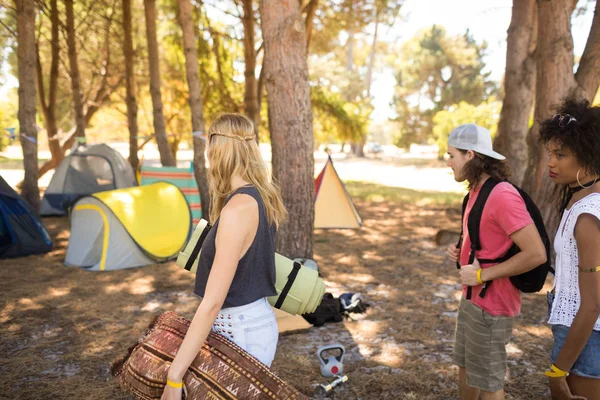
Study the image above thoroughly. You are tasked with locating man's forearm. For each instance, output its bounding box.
[480,250,545,282]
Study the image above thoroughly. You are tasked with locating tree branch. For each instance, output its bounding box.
[0,19,16,38]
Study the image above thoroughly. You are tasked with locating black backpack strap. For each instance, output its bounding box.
[456,193,470,270]
[465,178,500,300]
[184,222,212,271]
[274,261,302,309]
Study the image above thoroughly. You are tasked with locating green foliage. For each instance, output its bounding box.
[432,97,501,158]
[346,180,462,206]
[393,25,497,147]
[0,89,18,152]
[311,86,368,145]
[0,6,16,87]
[0,0,405,152]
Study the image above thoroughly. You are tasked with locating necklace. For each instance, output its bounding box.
[563,180,598,212]
[568,179,598,195]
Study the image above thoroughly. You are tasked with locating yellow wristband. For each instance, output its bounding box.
[545,364,568,378]
[477,268,484,285]
[167,379,183,389]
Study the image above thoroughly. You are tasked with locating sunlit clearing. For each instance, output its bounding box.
[141,300,162,312]
[335,255,354,265]
[361,251,384,261]
[506,343,522,356]
[85,343,114,355]
[357,341,405,367]
[18,298,43,310]
[520,325,552,338]
[335,273,375,283]
[48,287,71,297]
[105,276,155,295]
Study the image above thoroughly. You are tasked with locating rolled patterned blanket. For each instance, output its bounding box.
[111,311,308,400]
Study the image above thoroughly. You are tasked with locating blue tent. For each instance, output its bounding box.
[0,176,52,258]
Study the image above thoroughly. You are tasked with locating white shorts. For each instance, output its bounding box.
[212,298,278,367]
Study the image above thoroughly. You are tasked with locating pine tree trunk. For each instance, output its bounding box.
[304,0,319,48]
[177,0,210,218]
[65,0,86,141]
[122,0,139,169]
[523,0,578,234]
[36,0,62,169]
[573,0,600,101]
[524,0,600,237]
[242,0,260,137]
[144,0,176,166]
[365,7,379,98]
[123,0,139,171]
[494,0,537,186]
[15,0,40,211]
[259,0,314,258]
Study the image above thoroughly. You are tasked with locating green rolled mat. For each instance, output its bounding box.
[176,219,326,316]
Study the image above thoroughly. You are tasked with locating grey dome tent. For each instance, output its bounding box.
[0,176,53,258]
[40,144,137,216]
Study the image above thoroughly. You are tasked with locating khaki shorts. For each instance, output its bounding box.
[452,299,514,392]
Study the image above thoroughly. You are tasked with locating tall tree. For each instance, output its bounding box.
[123,0,139,171]
[303,0,320,48]
[144,0,176,166]
[36,0,62,172]
[524,0,600,229]
[493,0,537,186]
[65,0,86,141]
[34,0,121,179]
[239,0,260,136]
[365,3,380,98]
[259,0,314,258]
[15,0,40,210]
[177,0,210,218]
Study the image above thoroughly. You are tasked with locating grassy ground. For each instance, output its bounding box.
[0,181,553,399]
[0,157,49,169]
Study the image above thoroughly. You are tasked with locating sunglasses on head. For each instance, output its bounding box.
[551,113,577,128]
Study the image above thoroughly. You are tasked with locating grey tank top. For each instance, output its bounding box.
[193,185,277,308]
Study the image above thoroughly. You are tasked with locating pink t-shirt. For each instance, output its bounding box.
[459,181,533,317]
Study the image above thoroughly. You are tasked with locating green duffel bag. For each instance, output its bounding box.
[176,219,326,315]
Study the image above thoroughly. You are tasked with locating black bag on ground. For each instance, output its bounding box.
[456,178,553,299]
[302,293,343,326]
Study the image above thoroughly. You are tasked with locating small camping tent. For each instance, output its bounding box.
[40,144,137,216]
[140,163,202,225]
[65,182,191,271]
[314,156,362,229]
[0,176,53,258]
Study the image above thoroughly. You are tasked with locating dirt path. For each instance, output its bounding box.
[0,182,552,399]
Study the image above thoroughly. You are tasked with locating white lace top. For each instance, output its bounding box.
[548,193,600,331]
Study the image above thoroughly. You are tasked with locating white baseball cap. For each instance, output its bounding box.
[447,124,505,160]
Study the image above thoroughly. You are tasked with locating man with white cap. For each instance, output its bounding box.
[445,124,547,399]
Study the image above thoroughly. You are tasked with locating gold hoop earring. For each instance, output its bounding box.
[577,169,599,189]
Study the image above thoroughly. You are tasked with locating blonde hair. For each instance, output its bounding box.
[207,113,287,228]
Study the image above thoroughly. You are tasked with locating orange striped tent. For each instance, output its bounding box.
[140,164,202,225]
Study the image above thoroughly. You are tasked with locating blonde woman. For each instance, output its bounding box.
[161,114,287,400]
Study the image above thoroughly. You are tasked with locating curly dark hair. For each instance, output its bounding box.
[458,149,512,190]
[539,98,600,176]
[539,98,600,213]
